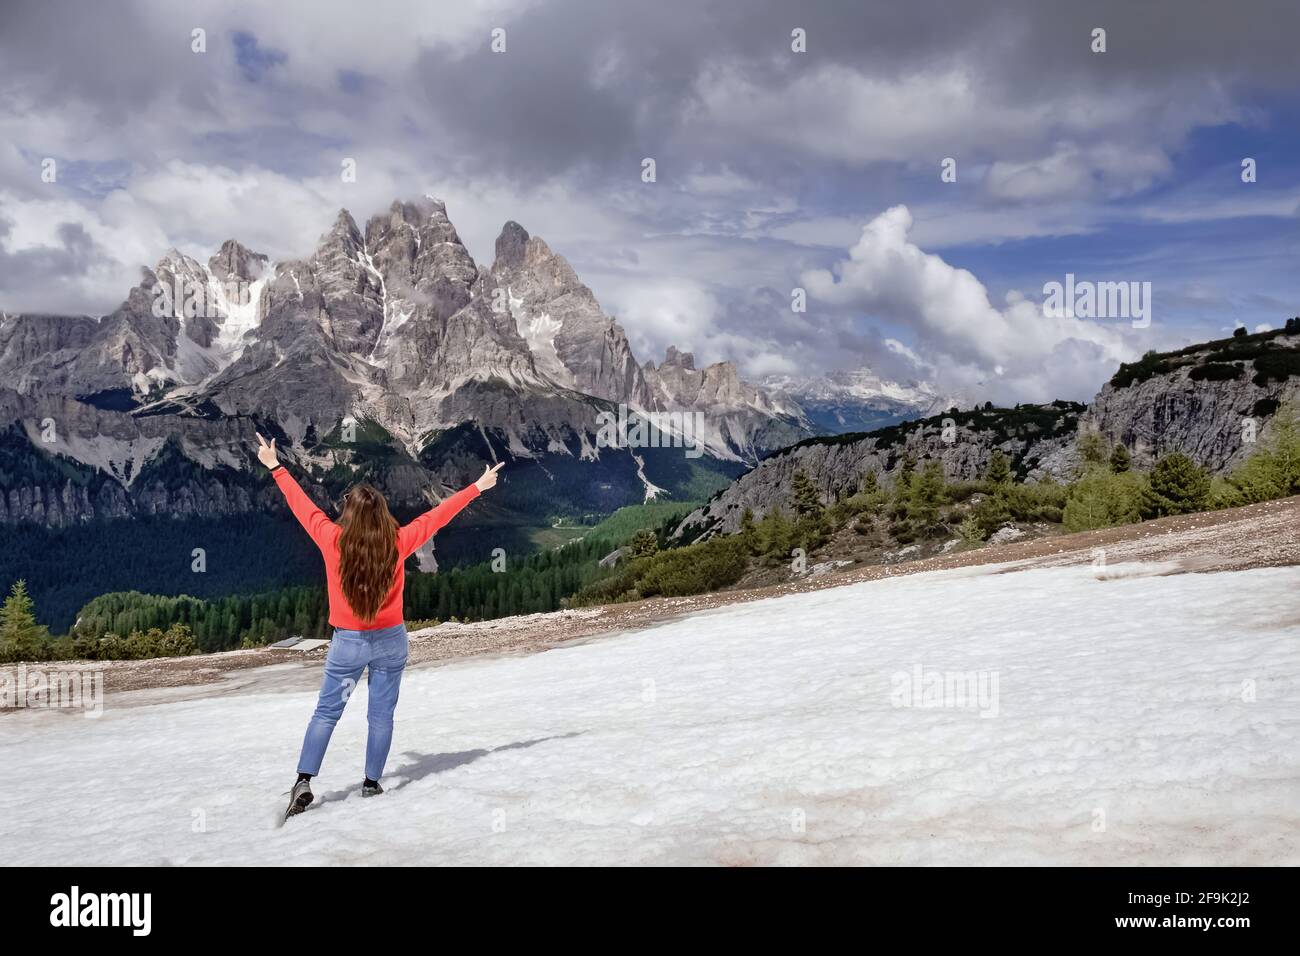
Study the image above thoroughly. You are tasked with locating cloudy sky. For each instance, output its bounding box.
[2,0,1298,404]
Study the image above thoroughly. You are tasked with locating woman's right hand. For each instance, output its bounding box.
[474,462,504,492]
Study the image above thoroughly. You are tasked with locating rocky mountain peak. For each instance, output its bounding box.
[422,198,465,247]
[360,198,477,327]
[209,239,268,283]
[155,248,200,273]
[662,346,696,371]
[494,220,530,270]
[320,208,365,256]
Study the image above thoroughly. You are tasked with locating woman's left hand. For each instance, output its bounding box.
[256,433,279,469]
[475,462,504,492]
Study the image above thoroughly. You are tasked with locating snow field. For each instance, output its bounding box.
[1,562,1297,865]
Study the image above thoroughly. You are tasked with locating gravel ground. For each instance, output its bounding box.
[5,495,1298,704]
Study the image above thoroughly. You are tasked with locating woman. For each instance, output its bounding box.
[255,432,503,821]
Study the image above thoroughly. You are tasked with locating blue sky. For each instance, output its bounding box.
[1,0,1297,404]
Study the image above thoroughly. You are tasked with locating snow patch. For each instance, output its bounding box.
[507,287,575,389]
[630,451,666,502]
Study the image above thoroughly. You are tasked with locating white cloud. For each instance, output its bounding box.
[602,277,720,362]
[801,205,1142,402]
[883,337,925,368]
[984,142,1173,202]
[683,165,760,196]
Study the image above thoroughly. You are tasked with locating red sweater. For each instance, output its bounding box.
[272,466,480,630]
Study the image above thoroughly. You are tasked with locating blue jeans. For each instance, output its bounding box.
[297,623,409,782]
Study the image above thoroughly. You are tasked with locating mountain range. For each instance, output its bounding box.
[761,369,959,435]
[0,197,895,528]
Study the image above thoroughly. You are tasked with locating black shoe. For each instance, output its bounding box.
[284,777,314,821]
[361,780,384,797]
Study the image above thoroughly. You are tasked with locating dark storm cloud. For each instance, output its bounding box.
[0,0,223,125]
[403,0,1300,185]
[0,217,116,314]
[5,0,1298,186]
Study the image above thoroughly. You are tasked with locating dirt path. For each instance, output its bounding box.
[6,495,1298,704]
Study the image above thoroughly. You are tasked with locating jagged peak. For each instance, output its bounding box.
[494,220,531,270]
[209,239,268,281]
[662,346,696,371]
[154,247,202,273]
[383,196,451,224]
[315,208,364,257]
[215,238,262,256]
[368,198,466,257]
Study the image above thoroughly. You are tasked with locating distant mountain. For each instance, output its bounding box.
[0,198,813,529]
[761,368,958,435]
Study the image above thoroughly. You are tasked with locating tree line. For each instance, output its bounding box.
[1,531,619,662]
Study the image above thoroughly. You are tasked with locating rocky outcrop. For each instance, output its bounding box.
[1080,331,1300,472]
[676,402,1085,538]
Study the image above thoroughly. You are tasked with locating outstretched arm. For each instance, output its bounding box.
[397,462,503,558]
[257,432,336,549]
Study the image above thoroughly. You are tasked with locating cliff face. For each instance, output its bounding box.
[677,403,1084,537]
[0,476,273,527]
[0,390,285,527]
[1081,330,1300,472]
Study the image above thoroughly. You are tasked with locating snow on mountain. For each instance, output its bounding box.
[3,560,1296,864]
[763,368,959,434]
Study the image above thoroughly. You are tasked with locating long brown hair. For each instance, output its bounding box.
[337,483,399,623]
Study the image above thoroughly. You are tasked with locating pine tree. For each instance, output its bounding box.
[790,470,824,518]
[738,508,757,550]
[984,450,1011,485]
[905,461,948,538]
[1142,452,1210,517]
[1063,476,1112,531]
[1109,443,1131,473]
[1077,430,1108,466]
[756,506,794,563]
[0,580,50,662]
[628,528,659,558]
[896,453,916,487]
